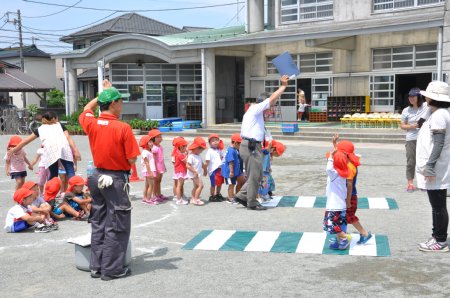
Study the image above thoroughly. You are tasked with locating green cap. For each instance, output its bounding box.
[97,87,130,104]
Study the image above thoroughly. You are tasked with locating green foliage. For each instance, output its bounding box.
[47,89,65,107]
[78,96,90,110]
[127,119,159,130]
[27,104,38,115]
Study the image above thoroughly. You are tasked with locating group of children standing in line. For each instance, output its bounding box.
[4,135,91,233]
[138,129,286,207]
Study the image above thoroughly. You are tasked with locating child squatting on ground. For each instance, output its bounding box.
[23,181,58,230]
[4,135,33,190]
[333,135,372,244]
[140,135,158,205]
[186,137,207,206]
[205,134,225,202]
[65,175,92,216]
[4,187,52,233]
[44,177,86,221]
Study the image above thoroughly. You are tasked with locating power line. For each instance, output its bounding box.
[223,3,245,27]
[22,0,245,12]
[0,35,60,41]
[0,28,63,37]
[22,0,82,18]
[0,41,71,48]
[22,12,117,32]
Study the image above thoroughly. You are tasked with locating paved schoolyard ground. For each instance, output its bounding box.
[0,134,449,297]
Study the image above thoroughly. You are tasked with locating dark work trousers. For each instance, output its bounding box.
[88,169,132,276]
[405,140,416,181]
[236,139,263,208]
[427,189,448,242]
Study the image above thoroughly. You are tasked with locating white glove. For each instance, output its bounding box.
[98,174,113,189]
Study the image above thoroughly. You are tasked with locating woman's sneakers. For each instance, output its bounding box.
[406,184,416,193]
[418,237,449,252]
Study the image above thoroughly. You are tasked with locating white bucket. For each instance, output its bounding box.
[74,240,132,272]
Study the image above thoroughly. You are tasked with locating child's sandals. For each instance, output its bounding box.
[190,198,204,206]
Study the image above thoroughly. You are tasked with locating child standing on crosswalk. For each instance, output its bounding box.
[323,149,355,250]
[333,136,372,245]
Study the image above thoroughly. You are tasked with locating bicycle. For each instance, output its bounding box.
[16,109,39,135]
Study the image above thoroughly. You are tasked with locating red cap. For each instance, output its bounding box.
[208,133,219,141]
[231,133,242,143]
[332,151,349,178]
[172,136,185,146]
[67,175,85,192]
[22,181,38,190]
[139,135,152,149]
[336,140,360,167]
[188,137,207,150]
[271,140,285,157]
[218,139,224,150]
[8,135,22,148]
[13,188,33,205]
[44,177,61,202]
[148,129,161,139]
[176,138,188,147]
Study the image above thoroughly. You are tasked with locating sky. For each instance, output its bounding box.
[0,0,247,54]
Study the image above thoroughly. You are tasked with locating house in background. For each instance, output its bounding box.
[54,0,450,124]
[0,45,62,108]
[59,13,185,101]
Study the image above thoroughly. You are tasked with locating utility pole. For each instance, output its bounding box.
[17,9,26,107]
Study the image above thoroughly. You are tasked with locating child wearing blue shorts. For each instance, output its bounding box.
[221,133,242,203]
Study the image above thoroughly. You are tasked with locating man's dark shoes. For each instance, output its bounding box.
[234,197,247,207]
[91,270,101,278]
[101,267,132,281]
[248,204,267,211]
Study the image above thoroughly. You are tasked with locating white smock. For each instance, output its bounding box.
[38,123,73,169]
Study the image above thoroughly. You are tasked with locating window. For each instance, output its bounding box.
[311,77,332,111]
[369,75,394,108]
[373,0,444,11]
[266,52,331,75]
[146,84,162,106]
[372,44,437,70]
[179,84,202,101]
[300,52,332,72]
[281,0,333,24]
[111,63,143,82]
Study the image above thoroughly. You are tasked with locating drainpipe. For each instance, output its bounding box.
[201,48,207,128]
[437,26,443,81]
[64,58,69,116]
[97,59,104,93]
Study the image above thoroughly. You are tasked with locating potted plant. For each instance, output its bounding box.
[129,118,141,135]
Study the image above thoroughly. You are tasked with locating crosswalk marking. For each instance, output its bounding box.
[183,230,391,257]
[262,196,398,209]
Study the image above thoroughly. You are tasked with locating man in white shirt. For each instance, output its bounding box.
[234,75,289,210]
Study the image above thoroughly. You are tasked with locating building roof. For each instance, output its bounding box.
[0,45,51,59]
[154,26,246,46]
[60,13,184,43]
[182,26,213,32]
[0,68,52,92]
[78,68,109,80]
[0,60,20,69]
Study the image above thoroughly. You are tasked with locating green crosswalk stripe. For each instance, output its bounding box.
[375,235,391,257]
[277,196,298,207]
[182,229,213,250]
[270,232,303,253]
[313,196,327,208]
[357,197,369,209]
[220,231,257,251]
[386,198,399,209]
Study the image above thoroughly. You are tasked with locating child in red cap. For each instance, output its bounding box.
[186,137,207,206]
[205,134,225,202]
[171,136,186,201]
[4,187,50,233]
[148,129,168,202]
[323,149,355,250]
[333,135,372,245]
[23,181,58,230]
[221,133,243,203]
[259,140,285,202]
[173,138,189,205]
[44,177,85,220]
[65,175,92,215]
[4,135,33,190]
[140,135,158,205]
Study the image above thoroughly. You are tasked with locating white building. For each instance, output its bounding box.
[54,0,450,124]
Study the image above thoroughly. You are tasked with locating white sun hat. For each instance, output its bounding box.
[420,81,450,102]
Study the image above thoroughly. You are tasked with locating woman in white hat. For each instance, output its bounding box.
[416,81,450,252]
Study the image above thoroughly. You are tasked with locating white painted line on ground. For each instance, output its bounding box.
[296,232,326,254]
[194,230,235,250]
[133,204,178,229]
[244,231,280,252]
[367,197,390,209]
[295,196,316,208]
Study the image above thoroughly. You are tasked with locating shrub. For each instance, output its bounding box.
[47,89,65,107]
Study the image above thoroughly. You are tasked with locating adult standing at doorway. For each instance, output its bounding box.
[297,89,307,121]
[400,87,430,192]
[416,81,450,252]
[79,82,140,280]
[234,75,289,210]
